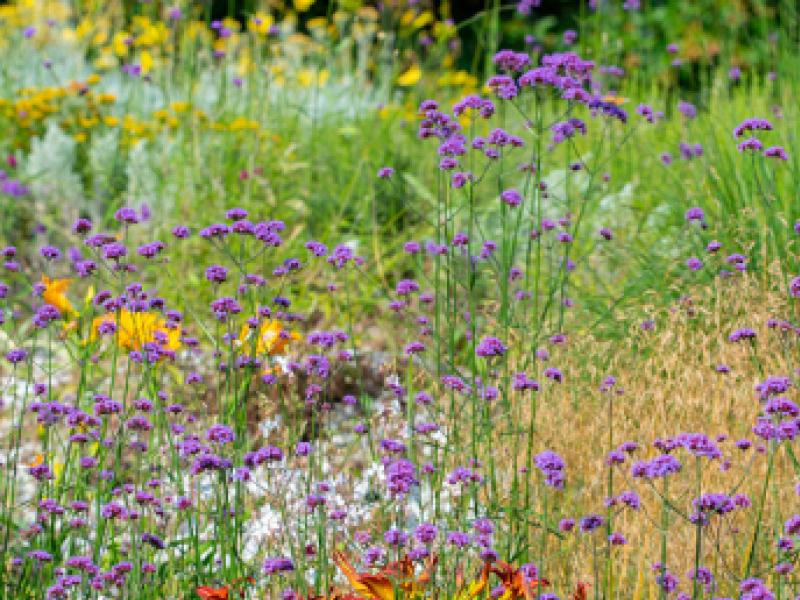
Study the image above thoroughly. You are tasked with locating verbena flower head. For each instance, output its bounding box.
[205,424,235,445]
[729,328,757,342]
[631,454,682,479]
[685,207,705,222]
[535,450,566,489]
[6,348,28,364]
[686,257,703,271]
[500,189,522,207]
[739,578,774,599]
[678,101,697,119]
[755,376,790,399]
[385,458,416,497]
[263,557,294,575]
[691,493,736,524]
[733,118,772,138]
[493,49,531,72]
[544,367,563,382]
[476,336,507,358]
[765,146,789,160]
[579,514,604,533]
[114,207,139,224]
[737,137,764,153]
[676,432,721,459]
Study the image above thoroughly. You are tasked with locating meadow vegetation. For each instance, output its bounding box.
[0,1,799,599]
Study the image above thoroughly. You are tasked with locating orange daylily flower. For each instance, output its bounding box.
[333,552,436,600]
[195,586,229,600]
[195,577,255,600]
[455,561,492,598]
[489,561,550,600]
[92,309,181,352]
[238,318,300,356]
[573,581,590,600]
[333,552,392,600]
[301,594,367,600]
[41,276,76,316]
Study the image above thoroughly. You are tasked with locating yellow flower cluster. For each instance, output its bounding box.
[41,276,302,360]
[41,276,75,316]
[92,310,181,353]
[40,277,182,353]
[0,0,476,152]
[238,320,300,356]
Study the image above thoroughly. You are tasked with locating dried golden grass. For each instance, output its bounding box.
[495,270,798,593]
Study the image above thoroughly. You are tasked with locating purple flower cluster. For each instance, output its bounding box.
[476,336,507,358]
[534,450,566,489]
[631,454,682,479]
[732,117,788,160]
[385,458,417,497]
[690,493,735,524]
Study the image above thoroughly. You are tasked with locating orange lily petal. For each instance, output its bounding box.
[41,275,75,316]
[573,582,590,600]
[357,574,394,600]
[333,552,377,598]
[196,586,229,600]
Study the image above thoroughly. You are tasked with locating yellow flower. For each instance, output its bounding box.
[293,0,315,12]
[92,309,181,353]
[133,17,169,46]
[97,92,117,104]
[249,12,274,35]
[140,50,154,75]
[113,31,131,57]
[228,117,259,131]
[238,319,299,356]
[297,68,329,87]
[92,30,108,46]
[41,276,75,316]
[170,101,190,113]
[213,38,228,53]
[397,64,421,87]
[297,68,313,87]
[75,18,93,40]
[412,11,434,29]
[307,17,328,31]
[438,70,477,88]
[602,94,628,106]
[334,552,435,600]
